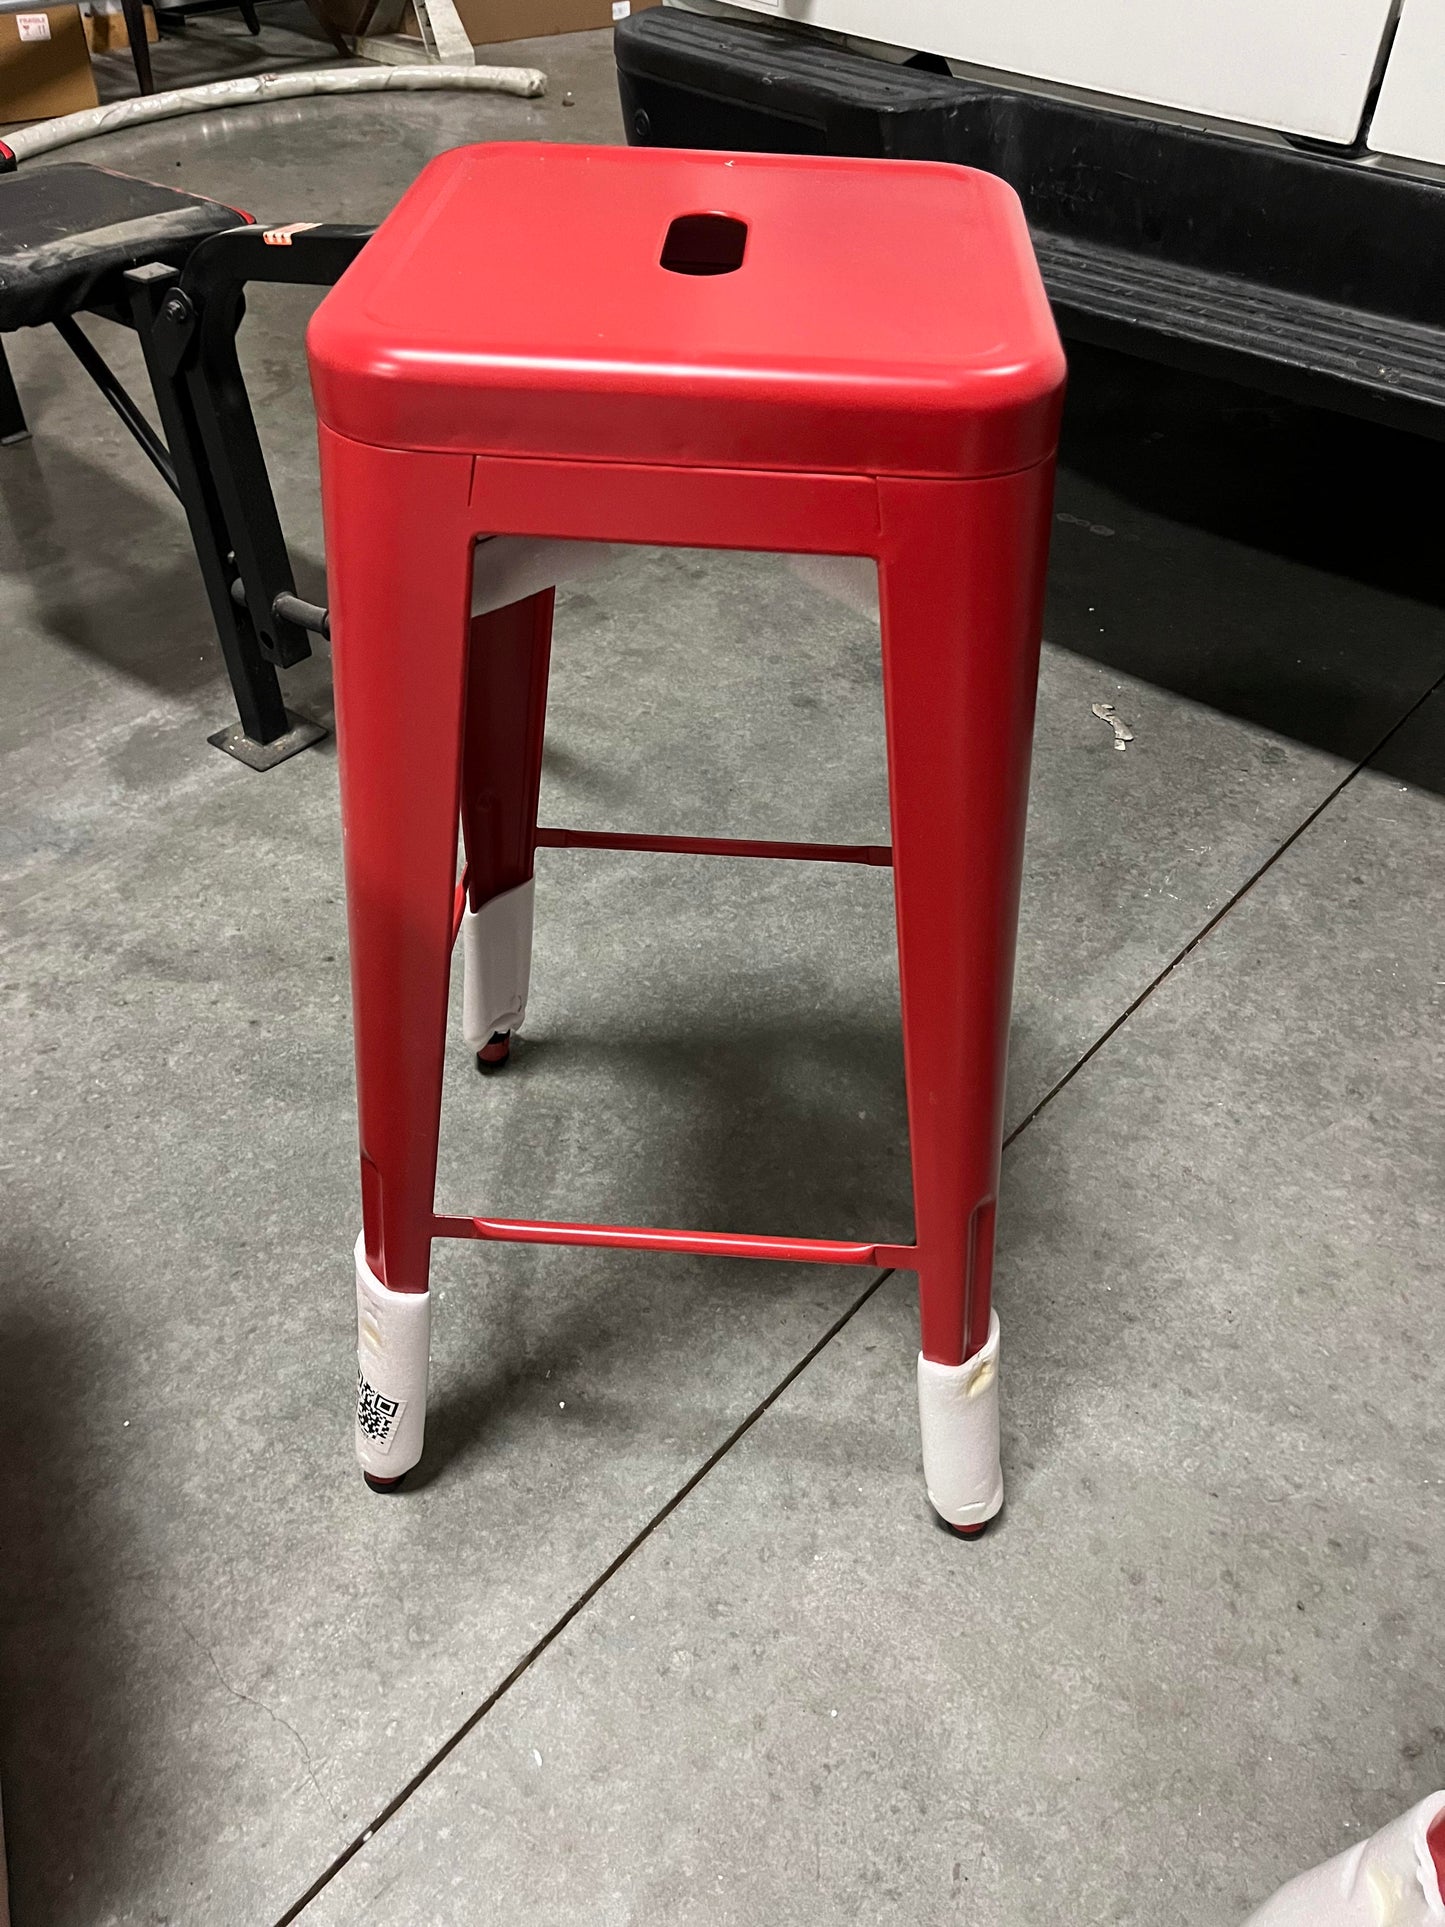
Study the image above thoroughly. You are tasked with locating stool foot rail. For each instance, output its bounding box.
[433,1213,916,1269]
[533,828,893,865]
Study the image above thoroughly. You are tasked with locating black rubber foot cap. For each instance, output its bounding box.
[934,1508,991,1540]
[476,1031,511,1074]
[364,1471,407,1493]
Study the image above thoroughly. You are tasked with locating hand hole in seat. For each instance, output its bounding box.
[660,212,748,277]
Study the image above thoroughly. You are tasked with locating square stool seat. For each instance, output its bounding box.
[307,142,1063,478]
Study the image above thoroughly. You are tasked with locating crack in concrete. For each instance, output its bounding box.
[179,1620,340,1825]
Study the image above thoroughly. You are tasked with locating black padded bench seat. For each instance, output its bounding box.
[0,163,250,331]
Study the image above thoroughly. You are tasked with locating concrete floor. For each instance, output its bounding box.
[2,19,1443,1926]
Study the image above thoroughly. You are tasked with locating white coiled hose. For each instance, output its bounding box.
[0,63,546,168]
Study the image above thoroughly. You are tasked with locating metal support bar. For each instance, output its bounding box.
[433,1212,916,1269]
[271,590,329,637]
[534,827,893,865]
[0,338,28,445]
[163,223,371,671]
[116,0,155,94]
[53,314,177,495]
[230,577,330,639]
[177,284,310,669]
[118,227,371,762]
[125,263,295,753]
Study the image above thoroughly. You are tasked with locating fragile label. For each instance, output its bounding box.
[16,13,52,39]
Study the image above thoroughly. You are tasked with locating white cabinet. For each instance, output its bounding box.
[1369,0,1445,164]
[707,0,1400,143]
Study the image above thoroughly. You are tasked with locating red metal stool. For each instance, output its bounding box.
[308,142,1064,1527]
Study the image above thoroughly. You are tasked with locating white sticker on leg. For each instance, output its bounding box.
[917,1310,1003,1529]
[354,1234,430,1478]
[461,876,535,1049]
[356,1369,406,1451]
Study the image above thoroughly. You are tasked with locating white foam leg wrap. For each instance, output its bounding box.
[470,542,875,636]
[354,1234,430,1478]
[461,877,534,1047]
[787,552,880,621]
[1243,1794,1445,1926]
[917,1310,1003,1528]
[470,535,622,617]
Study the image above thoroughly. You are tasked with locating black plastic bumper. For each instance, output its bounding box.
[616,9,1445,438]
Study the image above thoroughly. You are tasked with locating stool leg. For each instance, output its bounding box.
[459,590,554,1074]
[876,468,1056,1534]
[320,435,477,1490]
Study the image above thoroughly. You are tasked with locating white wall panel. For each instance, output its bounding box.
[1369,0,1445,164]
[708,0,1399,143]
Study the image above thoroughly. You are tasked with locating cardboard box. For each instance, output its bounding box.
[0,6,98,122]
[452,0,660,48]
[83,3,158,54]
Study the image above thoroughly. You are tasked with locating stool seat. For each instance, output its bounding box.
[307,143,1063,478]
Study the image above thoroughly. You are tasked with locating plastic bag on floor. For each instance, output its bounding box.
[1244,1793,1445,1924]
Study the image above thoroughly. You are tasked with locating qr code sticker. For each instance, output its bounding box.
[356,1369,402,1449]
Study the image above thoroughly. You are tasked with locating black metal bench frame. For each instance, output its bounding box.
[2,221,370,767]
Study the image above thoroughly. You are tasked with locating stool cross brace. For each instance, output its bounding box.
[444,826,912,1270]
